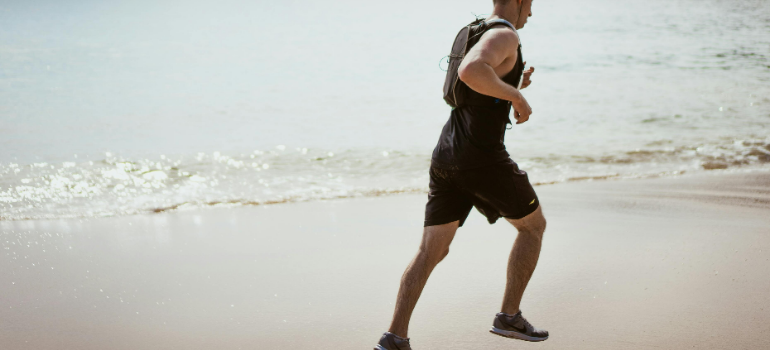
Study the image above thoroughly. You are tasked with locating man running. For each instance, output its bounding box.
[374,1,546,349]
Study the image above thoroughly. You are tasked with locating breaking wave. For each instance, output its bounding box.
[1,137,768,220]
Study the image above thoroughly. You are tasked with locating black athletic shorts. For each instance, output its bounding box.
[424,160,539,227]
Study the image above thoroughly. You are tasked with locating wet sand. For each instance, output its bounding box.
[1,170,769,349]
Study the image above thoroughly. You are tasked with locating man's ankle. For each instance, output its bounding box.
[500,308,521,316]
[386,330,409,339]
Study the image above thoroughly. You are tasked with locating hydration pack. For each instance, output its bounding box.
[442,18,516,108]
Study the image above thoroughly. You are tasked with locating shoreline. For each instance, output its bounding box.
[1,170,769,349]
[2,166,768,222]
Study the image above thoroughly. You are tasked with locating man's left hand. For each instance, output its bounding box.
[521,62,534,89]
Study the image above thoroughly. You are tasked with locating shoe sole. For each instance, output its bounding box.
[490,327,549,342]
[373,345,387,350]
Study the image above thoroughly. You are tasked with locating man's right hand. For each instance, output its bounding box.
[512,96,532,124]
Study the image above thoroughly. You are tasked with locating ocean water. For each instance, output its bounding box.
[1,0,769,220]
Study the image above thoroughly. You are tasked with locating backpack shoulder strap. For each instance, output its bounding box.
[484,18,515,30]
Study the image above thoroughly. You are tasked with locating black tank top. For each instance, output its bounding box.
[431,42,525,170]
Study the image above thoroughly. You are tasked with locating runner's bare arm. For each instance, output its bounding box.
[457,28,531,120]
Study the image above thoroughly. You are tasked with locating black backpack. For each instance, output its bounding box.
[442,18,516,108]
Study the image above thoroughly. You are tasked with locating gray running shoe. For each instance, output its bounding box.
[374,332,412,350]
[489,311,549,342]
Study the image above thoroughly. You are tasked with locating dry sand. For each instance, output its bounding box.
[1,170,769,349]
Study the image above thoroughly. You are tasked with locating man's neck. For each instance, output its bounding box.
[488,5,521,28]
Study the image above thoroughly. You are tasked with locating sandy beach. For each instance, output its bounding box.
[4,1,769,349]
[1,170,769,349]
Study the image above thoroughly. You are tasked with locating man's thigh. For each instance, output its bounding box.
[424,167,475,227]
[459,161,540,224]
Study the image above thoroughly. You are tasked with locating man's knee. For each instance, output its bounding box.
[535,215,546,234]
[518,224,544,241]
[530,213,546,235]
[434,247,451,264]
[515,215,546,239]
[419,222,457,264]
[509,209,546,238]
[418,244,451,265]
